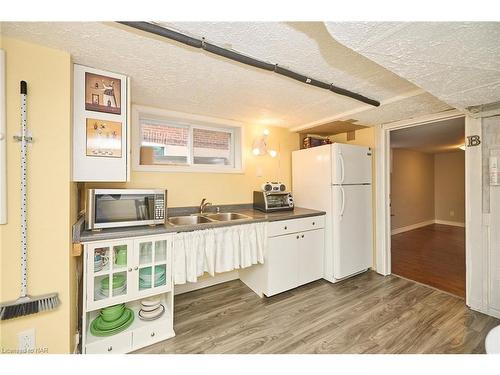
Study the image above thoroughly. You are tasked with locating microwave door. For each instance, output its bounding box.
[94,193,156,228]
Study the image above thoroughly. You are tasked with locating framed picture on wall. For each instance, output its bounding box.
[85,118,122,158]
[85,72,121,115]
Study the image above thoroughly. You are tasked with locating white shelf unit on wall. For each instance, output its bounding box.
[72,64,129,182]
[81,234,175,354]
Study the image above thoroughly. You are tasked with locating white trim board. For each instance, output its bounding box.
[391,220,465,235]
[434,220,465,227]
[391,220,435,235]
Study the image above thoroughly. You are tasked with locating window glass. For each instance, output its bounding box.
[140,121,189,165]
[193,128,232,166]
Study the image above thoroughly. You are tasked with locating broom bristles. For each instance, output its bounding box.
[0,294,59,320]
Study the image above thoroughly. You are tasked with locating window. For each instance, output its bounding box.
[133,106,242,173]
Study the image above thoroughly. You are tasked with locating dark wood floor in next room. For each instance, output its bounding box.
[134,271,498,354]
[391,224,465,298]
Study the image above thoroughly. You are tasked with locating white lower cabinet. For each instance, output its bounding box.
[297,229,324,286]
[240,215,325,297]
[85,331,132,354]
[266,234,300,296]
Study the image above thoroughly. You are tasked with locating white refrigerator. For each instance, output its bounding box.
[292,143,373,283]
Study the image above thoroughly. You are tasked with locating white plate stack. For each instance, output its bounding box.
[138,298,165,321]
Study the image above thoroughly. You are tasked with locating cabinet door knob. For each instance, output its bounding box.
[128,268,132,272]
[151,332,155,337]
[284,226,287,230]
[107,346,113,352]
[301,234,304,238]
[312,222,315,226]
[296,235,299,239]
[134,266,138,271]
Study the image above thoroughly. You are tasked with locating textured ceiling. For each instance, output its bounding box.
[391,117,465,154]
[325,22,500,114]
[1,22,451,129]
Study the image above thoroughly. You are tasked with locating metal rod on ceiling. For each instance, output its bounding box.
[117,21,381,107]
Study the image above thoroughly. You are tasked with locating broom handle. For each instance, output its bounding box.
[20,81,28,298]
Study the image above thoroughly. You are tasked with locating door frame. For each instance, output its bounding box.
[374,109,484,309]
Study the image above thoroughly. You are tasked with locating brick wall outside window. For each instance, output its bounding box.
[142,123,230,150]
[142,123,188,146]
[193,128,230,150]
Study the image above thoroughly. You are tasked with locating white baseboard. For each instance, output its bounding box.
[434,219,465,227]
[391,219,466,235]
[391,220,435,235]
[174,270,240,295]
[487,306,500,320]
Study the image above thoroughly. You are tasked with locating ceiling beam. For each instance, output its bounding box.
[117,21,381,107]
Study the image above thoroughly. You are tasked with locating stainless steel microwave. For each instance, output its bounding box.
[86,189,167,230]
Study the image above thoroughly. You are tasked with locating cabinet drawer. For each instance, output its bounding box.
[85,332,132,354]
[268,215,325,237]
[132,322,175,350]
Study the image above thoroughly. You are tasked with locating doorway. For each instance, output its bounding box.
[389,117,465,297]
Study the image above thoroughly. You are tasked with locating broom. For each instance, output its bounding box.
[0,81,59,320]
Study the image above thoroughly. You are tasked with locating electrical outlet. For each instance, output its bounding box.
[18,329,35,352]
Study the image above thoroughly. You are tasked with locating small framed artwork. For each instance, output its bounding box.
[86,118,122,158]
[85,72,121,115]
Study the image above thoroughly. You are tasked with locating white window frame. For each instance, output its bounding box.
[132,105,244,173]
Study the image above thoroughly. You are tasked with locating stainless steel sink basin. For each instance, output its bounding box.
[168,215,214,226]
[204,212,251,221]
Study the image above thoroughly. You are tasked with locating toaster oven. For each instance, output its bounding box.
[253,191,294,213]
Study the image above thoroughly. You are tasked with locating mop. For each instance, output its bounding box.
[0,81,59,320]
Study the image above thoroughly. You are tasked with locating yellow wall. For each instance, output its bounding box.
[0,37,76,354]
[329,128,377,266]
[86,123,299,207]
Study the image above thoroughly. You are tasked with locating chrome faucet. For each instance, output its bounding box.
[200,198,212,214]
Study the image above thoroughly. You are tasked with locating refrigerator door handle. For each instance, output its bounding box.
[340,186,345,219]
[339,152,345,183]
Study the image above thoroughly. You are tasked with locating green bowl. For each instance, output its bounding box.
[101,274,126,289]
[90,309,134,337]
[94,309,131,330]
[101,303,125,313]
[100,304,125,322]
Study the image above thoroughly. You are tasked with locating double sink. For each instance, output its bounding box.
[168,212,252,226]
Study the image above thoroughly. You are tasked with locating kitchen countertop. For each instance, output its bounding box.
[74,207,325,243]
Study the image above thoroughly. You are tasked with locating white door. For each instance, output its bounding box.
[332,184,373,279]
[298,229,324,285]
[265,234,299,296]
[332,143,372,184]
[134,236,172,298]
[86,240,133,310]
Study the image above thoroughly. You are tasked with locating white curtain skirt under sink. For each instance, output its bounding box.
[172,222,267,284]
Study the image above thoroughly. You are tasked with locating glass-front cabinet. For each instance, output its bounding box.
[87,240,132,310]
[86,235,171,311]
[135,238,171,296]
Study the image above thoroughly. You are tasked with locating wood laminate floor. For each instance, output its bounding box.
[135,271,498,354]
[391,224,465,298]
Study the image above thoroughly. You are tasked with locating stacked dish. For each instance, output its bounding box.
[138,298,165,321]
[100,274,126,297]
[90,303,134,337]
[139,266,166,289]
[94,259,104,272]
